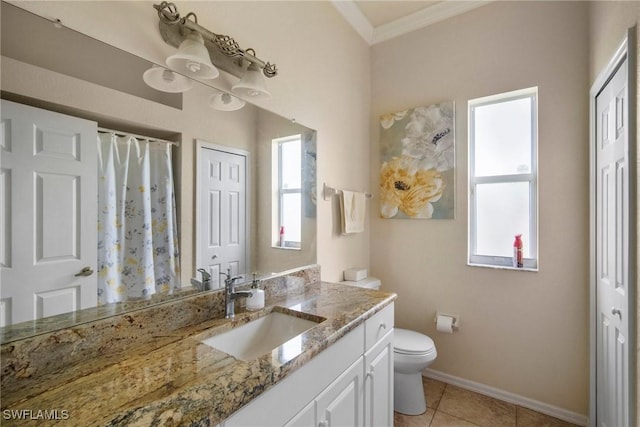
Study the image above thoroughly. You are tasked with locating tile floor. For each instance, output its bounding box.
[393,378,581,427]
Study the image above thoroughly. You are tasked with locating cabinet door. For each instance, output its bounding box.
[364,330,394,427]
[316,357,364,427]
[284,400,315,427]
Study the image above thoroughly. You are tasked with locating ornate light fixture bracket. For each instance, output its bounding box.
[154,2,278,80]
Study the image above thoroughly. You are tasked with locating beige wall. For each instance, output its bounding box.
[589,1,640,82]
[589,2,640,425]
[13,0,639,421]
[11,1,372,283]
[371,1,590,415]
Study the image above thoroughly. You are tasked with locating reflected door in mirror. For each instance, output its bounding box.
[198,144,248,289]
[0,100,98,326]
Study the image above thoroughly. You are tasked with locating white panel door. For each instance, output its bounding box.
[198,145,247,288]
[595,57,630,427]
[0,100,97,325]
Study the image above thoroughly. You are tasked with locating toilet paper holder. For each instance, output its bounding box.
[433,312,460,331]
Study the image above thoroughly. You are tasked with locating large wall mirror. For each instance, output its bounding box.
[0,2,317,341]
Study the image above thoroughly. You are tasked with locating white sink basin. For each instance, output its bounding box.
[201,310,322,361]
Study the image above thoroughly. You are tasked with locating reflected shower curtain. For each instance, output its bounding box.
[97,132,180,304]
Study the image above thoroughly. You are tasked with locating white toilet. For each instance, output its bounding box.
[340,276,438,416]
[393,328,437,415]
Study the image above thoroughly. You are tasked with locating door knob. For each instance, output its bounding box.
[611,307,622,319]
[75,267,94,277]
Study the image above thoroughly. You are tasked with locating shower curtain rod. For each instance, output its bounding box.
[98,127,178,146]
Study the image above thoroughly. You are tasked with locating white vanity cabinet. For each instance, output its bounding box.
[363,301,395,427]
[364,329,394,427]
[286,358,364,427]
[309,357,364,427]
[283,400,315,426]
[222,303,394,427]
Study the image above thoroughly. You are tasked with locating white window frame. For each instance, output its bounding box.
[273,134,302,249]
[468,87,539,270]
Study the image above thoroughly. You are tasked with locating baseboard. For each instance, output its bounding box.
[423,368,589,426]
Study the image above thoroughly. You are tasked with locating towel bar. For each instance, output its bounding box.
[323,183,372,201]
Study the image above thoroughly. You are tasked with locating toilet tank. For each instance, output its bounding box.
[339,277,381,290]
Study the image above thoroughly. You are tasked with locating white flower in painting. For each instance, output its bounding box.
[380,110,409,130]
[401,104,455,172]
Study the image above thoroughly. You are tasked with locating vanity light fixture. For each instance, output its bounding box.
[166,31,219,79]
[153,2,278,95]
[209,91,246,111]
[232,52,272,100]
[143,64,194,93]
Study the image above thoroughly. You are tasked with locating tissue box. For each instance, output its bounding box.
[344,268,367,281]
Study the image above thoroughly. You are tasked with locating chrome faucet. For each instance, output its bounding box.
[191,268,212,291]
[220,268,252,319]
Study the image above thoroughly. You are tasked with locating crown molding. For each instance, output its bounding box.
[330,0,374,44]
[373,1,491,44]
[332,1,492,46]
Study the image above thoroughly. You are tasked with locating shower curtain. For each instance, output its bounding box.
[97,132,180,304]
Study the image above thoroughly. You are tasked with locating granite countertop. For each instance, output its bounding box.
[2,282,395,426]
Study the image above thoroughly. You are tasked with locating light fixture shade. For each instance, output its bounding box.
[232,62,271,99]
[209,92,246,111]
[143,65,194,93]
[166,32,219,79]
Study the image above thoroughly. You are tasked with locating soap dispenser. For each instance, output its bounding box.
[246,273,265,310]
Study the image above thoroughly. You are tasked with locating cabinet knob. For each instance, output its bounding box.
[379,322,387,329]
[319,421,328,427]
[366,369,374,379]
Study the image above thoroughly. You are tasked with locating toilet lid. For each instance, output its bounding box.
[394,328,435,355]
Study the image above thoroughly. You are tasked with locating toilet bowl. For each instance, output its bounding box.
[393,328,437,415]
[339,275,437,415]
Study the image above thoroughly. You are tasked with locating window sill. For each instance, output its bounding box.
[272,245,301,251]
[467,262,538,272]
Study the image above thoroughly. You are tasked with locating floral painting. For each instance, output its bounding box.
[380,102,455,219]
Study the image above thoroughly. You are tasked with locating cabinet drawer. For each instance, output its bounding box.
[365,303,394,351]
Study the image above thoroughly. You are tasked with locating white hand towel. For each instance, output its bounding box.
[340,190,366,234]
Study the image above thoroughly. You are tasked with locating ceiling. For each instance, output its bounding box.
[355,1,443,27]
[332,0,491,45]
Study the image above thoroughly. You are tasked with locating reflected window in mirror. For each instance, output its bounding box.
[273,135,302,249]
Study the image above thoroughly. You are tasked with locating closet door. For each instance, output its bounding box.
[1,100,98,325]
[595,56,631,427]
[197,143,248,288]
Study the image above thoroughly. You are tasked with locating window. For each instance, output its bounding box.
[273,135,302,249]
[468,87,538,270]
